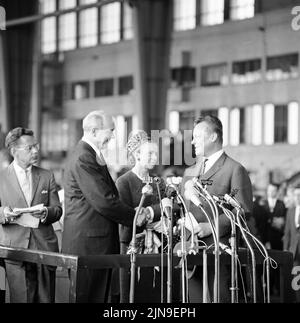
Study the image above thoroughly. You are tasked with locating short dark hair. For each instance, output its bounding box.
[5,127,34,150]
[194,115,223,144]
[268,182,280,189]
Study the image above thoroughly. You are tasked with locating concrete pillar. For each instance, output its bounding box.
[130,0,173,134]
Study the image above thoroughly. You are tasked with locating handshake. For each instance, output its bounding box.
[135,206,152,227]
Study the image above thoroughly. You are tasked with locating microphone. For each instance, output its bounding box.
[224,193,241,209]
[161,197,172,218]
[184,188,203,207]
[153,176,161,184]
[219,242,232,255]
[141,184,153,195]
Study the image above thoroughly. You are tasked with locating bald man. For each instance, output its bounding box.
[62,111,147,302]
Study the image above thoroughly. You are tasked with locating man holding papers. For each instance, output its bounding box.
[0,127,62,303]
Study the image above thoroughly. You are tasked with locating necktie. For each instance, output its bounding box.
[199,157,208,176]
[22,169,32,206]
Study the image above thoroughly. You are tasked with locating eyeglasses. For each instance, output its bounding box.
[15,143,40,152]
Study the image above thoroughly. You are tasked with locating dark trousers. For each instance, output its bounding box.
[70,268,112,303]
[188,264,230,303]
[5,260,56,303]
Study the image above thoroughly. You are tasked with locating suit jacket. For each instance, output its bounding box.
[261,198,286,249]
[283,206,300,259]
[61,141,135,256]
[181,152,253,245]
[0,163,62,252]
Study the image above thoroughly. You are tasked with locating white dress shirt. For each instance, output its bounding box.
[295,205,300,229]
[203,149,224,174]
[13,161,32,206]
[268,198,277,212]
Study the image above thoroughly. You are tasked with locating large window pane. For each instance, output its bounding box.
[201,0,224,26]
[171,67,196,87]
[95,78,114,97]
[288,102,299,144]
[266,53,299,81]
[230,108,240,146]
[71,81,90,100]
[41,0,56,13]
[201,63,228,86]
[42,17,56,54]
[230,0,255,20]
[232,59,261,84]
[123,2,133,40]
[173,0,196,31]
[218,107,229,146]
[264,104,274,145]
[100,2,121,44]
[59,0,76,10]
[59,13,76,51]
[251,104,262,145]
[79,8,98,47]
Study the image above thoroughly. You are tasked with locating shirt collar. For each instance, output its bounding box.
[205,149,224,165]
[13,160,32,174]
[82,137,101,158]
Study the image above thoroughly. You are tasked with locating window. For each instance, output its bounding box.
[230,108,240,146]
[230,0,255,20]
[232,59,261,84]
[71,81,90,100]
[288,102,299,144]
[173,0,196,31]
[274,105,288,143]
[94,78,114,97]
[59,0,77,52]
[218,107,229,146]
[179,111,195,131]
[266,53,299,81]
[264,104,274,145]
[171,67,196,87]
[251,104,262,145]
[41,0,57,54]
[123,2,133,40]
[42,17,57,54]
[201,63,228,86]
[100,2,121,44]
[118,76,133,95]
[79,0,98,48]
[239,107,246,144]
[201,0,224,26]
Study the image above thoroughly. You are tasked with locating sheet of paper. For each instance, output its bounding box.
[12,204,44,228]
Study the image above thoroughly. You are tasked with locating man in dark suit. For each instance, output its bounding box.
[62,111,148,303]
[283,186,300,302]
[0,127,62,303]
[182,115,253,302]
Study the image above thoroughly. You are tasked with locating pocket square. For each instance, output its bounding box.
[41,190,48,194]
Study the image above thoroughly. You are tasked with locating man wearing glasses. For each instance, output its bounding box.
[0,127,62,303]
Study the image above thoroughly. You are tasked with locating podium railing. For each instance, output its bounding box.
[0,245,294,303]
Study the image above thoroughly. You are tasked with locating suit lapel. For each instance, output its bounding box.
[6,163,28,207]
[30,166,40,205]
[201,153,227,180]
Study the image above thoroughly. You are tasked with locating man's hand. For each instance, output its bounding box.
[30,207,47,220]
[271,217,285,230]
[197,223,212,238]
[135,207,149,227]
[3,207,19,223]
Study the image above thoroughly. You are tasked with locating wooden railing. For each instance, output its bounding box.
[0,245,294,303]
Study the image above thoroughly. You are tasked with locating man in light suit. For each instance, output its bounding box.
[62,111,148,303]
[0,127,62,303]
[283,186,300,302]
[182,115,253,302]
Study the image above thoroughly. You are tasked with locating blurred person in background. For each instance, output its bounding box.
[283,186,300,302]
[0,127,62,303]
[261,182,286,296]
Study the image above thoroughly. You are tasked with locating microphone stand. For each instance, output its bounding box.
[192,178,220,303]
[129,184,153,303]
[153,177,165,303]
[167,197,174,303]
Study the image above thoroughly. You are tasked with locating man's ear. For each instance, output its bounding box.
[211,132,218,143]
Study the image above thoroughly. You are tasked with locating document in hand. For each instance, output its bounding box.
[12,204,44,228]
